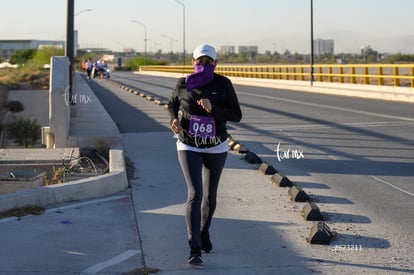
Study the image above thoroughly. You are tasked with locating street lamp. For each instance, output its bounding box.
[75,9,92,56]
[147,39,161,53]
[75,8,92,16]
[162,34,178,54]
[131,19,147,64]
[173,0,185,69]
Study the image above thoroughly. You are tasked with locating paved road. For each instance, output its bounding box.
[103,71,414,217]
[93,71,414,272]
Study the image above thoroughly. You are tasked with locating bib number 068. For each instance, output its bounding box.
[192,122,213,134]
[189,115,216,137]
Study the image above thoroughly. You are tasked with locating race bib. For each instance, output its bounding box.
[189,115,216,137]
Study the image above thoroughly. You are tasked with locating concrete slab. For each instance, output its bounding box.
[0,148,79,164]
[7,89,49,127]
[0,193,143,275]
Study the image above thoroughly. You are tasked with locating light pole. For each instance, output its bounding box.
[173,0,185,69]
[66,0,74,103]
[74,9,92,56]
[162,34,178,54]
[147,39,161,53]
[310,0,314,86]
[131,19,147,64]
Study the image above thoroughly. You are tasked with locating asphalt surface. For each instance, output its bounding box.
[108,72,414,222]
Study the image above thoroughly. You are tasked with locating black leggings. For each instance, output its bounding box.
[178,150,228,247]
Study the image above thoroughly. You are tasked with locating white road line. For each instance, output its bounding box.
[262,121,410,131]
[81,249,140,275]
[371,176,414,198]
[239,91,414,122]
[240,92,414,197]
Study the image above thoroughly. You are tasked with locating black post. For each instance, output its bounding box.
[66,0,74,101]
[310,0,314,86]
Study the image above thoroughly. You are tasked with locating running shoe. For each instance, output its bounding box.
[201,231,213,253]
[188,245,202,265]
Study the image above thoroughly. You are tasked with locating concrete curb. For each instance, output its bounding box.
[226,136,334,244]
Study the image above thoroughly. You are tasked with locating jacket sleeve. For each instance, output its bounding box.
[211,78,242,122]
[167,78,184,124]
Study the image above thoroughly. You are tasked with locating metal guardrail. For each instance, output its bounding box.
[140,64,414,88]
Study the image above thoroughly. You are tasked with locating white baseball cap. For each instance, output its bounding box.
[193,44,217,61]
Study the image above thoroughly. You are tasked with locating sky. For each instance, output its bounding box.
[1,0,414,54]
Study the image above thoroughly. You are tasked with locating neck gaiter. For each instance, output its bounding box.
[185,63,215,91]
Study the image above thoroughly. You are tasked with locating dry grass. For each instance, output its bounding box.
[0,67,49,90]
[0,205,45,219]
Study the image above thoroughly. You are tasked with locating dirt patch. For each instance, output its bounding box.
[0,205,45,219]
[124,268,160,275]
[0,68,49,91]
[18,74,49,90]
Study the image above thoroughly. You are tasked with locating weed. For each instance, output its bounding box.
[6,100,24,112]
[6,116,41,148]
[44,166,66,185]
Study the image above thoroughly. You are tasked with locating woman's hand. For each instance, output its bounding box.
[171,118,182,134]
[197,98,212,113]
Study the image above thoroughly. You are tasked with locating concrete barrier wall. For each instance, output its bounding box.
[49,56,70,148]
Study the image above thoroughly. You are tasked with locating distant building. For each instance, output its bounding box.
[220,46,235,55]
[314,39,334,56]
[238,45,258,54]
[122,48,136,53]
[0,39,64,60]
